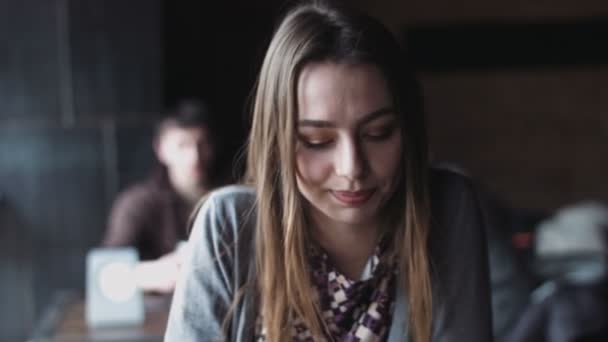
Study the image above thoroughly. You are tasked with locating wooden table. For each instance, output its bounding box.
[30,290,171,342]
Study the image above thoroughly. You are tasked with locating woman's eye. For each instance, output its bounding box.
[298,134,334,149]
[300,139,333,149]
[364,127,394,141]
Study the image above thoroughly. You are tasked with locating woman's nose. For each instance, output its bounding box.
[334,139,366,181]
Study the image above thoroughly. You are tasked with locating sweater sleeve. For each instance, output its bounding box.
[164,191,240,341]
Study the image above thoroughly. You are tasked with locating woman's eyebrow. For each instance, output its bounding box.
[358,107,395,125]
[297,107,395,128]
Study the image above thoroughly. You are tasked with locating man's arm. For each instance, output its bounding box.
[103,186,185,294]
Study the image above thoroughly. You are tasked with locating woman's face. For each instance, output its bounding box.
[295,61,402,230]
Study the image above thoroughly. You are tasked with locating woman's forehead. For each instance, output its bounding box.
[296,61,393,125]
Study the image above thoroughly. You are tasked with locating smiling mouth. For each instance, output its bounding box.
[331,189,375,206]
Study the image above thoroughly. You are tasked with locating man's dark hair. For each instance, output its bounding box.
[156,99,214,139]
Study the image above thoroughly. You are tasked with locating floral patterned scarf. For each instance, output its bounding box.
[256,243,397,341]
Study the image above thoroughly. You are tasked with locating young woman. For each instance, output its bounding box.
[165,2,492,341]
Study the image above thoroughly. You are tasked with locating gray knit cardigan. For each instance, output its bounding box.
[164,169,493,342]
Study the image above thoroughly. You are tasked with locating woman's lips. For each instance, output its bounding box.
[331,189,375,206]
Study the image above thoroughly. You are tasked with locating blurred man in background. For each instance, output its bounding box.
[102,99,217,293]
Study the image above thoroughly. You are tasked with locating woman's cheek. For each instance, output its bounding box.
[296,150,333,185]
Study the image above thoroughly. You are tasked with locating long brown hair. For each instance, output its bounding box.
[245,2,432,341]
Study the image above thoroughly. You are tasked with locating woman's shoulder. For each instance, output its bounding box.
[206,184,256,209]
[426,168,494,341]
[429,166,476,199]
[200,184,257,223]
[191,184,257,248]
[428,166,482,216]
[427,166,484,247]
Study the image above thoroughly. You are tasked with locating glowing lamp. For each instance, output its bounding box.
[86,248,144,327]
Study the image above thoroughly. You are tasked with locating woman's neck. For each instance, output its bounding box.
[311,218,384,280]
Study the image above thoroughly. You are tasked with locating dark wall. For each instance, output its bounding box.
[0,198,33,341]
[0,1,161,340]
[352,0,608,211]
[0,0,65,122]
[163,1,283,179]
[1,1,278,339]
[69,1,162,117]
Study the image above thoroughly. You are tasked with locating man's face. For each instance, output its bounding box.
[156,125,213,189]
